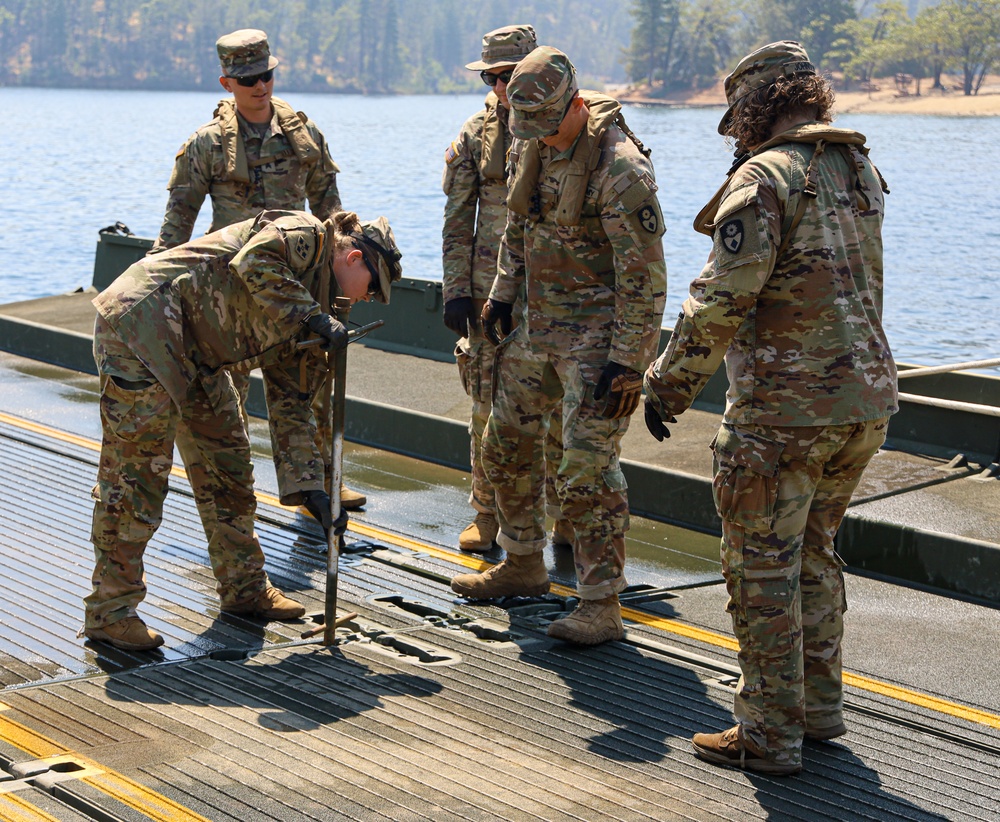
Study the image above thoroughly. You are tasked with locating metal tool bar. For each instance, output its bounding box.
[899,391,1000,417]
[296,319,385,349]
[324,297,352,645]
[897,357,1000,378]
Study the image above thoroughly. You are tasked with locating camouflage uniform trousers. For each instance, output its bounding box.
[174,370,252,539]
[457,324,564,517]
[178,356,329,521]
[85,317,268,629]
[713,416,890,767]
[482,344,630,599]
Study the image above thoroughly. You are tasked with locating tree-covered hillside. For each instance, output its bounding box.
[0,0,632,92]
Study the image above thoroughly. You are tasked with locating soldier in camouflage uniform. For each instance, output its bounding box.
[85,210,402,651]
[152,29,367,543]
[450,47,667,645]
[643,42,896,775]
[442,24,571,553]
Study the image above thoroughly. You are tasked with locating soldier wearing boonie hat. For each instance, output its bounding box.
[463,24,537,71]
[442,23,571,555]
[151,28,366,551]
[644,40,895,775]
[450,45,667,647]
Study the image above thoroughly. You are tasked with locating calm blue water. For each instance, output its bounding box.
[2,87,998,369]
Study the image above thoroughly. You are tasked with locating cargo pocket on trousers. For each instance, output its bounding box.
[711,425,784,531]
[741,575,794,660]
[454,340,474,398]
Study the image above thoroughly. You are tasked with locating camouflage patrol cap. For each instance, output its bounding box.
[464,24,538,71]
[507,46,578,140]
[354,216,402,305]
[718,40,815,134]
[217,29,279,78]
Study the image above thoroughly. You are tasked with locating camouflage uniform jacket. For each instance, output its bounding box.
[492,93,667,371]
[153,97,341,250]
[95,210,329,411]
[644,123,897,426]
[441,92,511,303]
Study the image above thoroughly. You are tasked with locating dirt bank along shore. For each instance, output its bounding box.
[615,74,1000,117]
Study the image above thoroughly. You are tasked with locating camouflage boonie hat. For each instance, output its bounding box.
[354,216,402,305]
[464,24,538,71]
[507,46,578,140]
[718,40,815,135]
[217,29,279,78]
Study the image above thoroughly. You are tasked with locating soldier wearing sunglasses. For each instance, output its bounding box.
[150,30,366,564]
[442,25,573,555]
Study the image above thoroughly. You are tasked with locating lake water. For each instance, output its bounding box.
[2,87,998,371]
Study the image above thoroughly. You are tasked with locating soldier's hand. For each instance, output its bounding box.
[306,313,348,351]
[302,489,333,530]
[481,299,514,346]
[443,297,477,337]
[331,507,349,537]
[643,399,677,442]
[594,362,643,419]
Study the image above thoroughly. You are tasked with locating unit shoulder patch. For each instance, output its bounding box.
[720,217,744,254]
[638,204,659,234]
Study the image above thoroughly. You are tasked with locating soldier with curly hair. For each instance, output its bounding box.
[644,41,896,775]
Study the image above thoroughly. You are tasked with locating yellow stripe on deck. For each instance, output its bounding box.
[0,793,61,822]
[4,411,999,733]
[0,705,209,822]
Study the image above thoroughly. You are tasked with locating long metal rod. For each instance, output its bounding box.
[898,391,1000,417]
[898,357,1000,378]
[323,297,352,645]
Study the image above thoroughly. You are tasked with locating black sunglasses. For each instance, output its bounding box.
[358,250,381,297]
[235,69,274,87]
[480,69,513,87]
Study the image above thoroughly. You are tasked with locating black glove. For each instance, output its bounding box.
[443,297,477,337]
[594,362,643,419]
[481,299,514,346]
[302,490,349,535]
[305,313,348,351]
[302,489,333,530]
[643,399,677,442]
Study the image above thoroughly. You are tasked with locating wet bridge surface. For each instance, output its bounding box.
[1,351,999,821]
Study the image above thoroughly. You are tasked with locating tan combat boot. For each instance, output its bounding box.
[546,594,624,645]
[339,483,367,510]
[222,586,306,620]
[450,552,549,599]
[550,519,574,548]
[691,725,801,775]
[84,616,164,651]
[458,512,499,553]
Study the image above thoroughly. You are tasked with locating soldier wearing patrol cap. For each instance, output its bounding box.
[441,24,572,555]
[152,29,367,560]
[644,41,896,775]
[450,46,667,646]
[85,210,401,652]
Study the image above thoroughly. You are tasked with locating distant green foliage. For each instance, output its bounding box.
[623,0,999,96]
[0,0,632,91]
